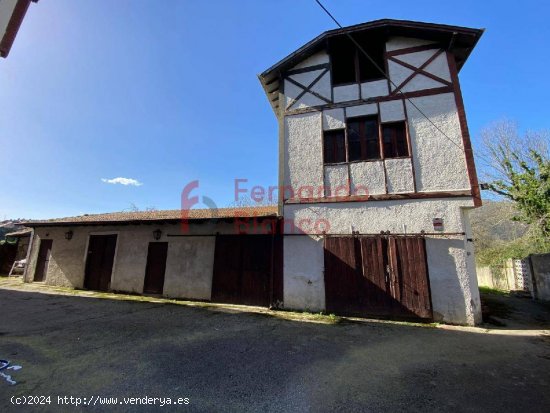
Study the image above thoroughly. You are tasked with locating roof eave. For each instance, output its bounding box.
[258,19,484,112]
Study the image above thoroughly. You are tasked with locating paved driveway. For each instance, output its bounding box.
[0,286,549,412]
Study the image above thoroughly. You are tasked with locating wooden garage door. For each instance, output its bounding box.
[212,235,280,307]
[84,234,117,292]
[143,242,168,294]
[324,236,432,320]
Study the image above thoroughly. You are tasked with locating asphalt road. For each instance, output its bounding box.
[0,288,549,412]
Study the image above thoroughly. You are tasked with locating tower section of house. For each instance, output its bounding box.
[259,19,484,325]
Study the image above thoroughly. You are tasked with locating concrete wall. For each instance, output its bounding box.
[24,220,258,300]
[406,93,470,192]
[531,254,550,301]
[283,235,325,312]
[283,199,481,325]
[284,112,324,198]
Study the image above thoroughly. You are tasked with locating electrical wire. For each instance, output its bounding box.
[313,0,467,152]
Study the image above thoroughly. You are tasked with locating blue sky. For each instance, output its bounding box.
[1,0,549,219]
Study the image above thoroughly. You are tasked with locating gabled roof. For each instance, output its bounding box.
[258,19,484,114]
[23,206,279,227]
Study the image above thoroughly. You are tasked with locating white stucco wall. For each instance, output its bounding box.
[360,79,389,99]
[380,99,405,122]
[349,161,385,196]
[386,36,436,52]
[345,103,377,118]
[425,234,480,325]
[324,164,349,197]
[284,51,332,110]
[284,198,473,235]
[283,198,480,324]
[385,158,414,193]
[386,43,450,94]
[406,93,470,192]
[291,50,329,70]
[283,235,325,311]
[333,84,359,103]
[284,112,324,199]
[285,71,329,110]
[322,108,345,130]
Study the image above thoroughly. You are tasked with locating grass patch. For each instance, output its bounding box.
[479,286,510,296]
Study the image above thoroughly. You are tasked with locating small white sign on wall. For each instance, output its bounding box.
[433,218,444,232]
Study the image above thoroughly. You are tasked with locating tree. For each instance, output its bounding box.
[480,120,550,241]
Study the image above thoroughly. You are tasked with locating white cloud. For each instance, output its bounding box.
[101,177,143,186]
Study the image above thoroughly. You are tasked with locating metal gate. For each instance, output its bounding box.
[324,235,432,320]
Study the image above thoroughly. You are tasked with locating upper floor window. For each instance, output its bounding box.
[382,122,408,158]
[348,116,380,161]
[323,129,346,164]
[329,35,386,86]
[323,118,409,165]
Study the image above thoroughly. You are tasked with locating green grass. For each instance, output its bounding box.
[479,286,510,296]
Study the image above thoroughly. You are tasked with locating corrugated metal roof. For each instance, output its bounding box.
[23,206,279,227]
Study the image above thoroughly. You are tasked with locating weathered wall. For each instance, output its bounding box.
[284,198,473,234]
[284,112,324,198]
[164,236,215,300]
[283,198,481,325]
[406,93,470,192]
[24,220,260,301]
[531,253,550,301]
[285,94,469,200]
[283,235,325,311]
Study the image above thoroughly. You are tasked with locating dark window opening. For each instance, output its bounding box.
[329,34,386,86]
[382,122,409,158]
[347,116,380,161]
[357,41,386,82]
[330,41,357,85]
[323,129,346,164]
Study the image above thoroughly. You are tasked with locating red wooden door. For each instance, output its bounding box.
[143,242,168,294]
[390,237,432,319]
[212,235,272,307]
[324,236,432,320]
[324,237,362,315]
[33,239,53,282]
[358,237,393,316]
[84,235,117,292]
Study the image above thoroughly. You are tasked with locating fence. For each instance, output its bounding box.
[476,254,550,301]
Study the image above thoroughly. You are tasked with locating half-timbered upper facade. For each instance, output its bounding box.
[260,19,482,207]
[260,19,485,325]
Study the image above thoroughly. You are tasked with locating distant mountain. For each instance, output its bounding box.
[0,220,28,240]
[469,200,528,249]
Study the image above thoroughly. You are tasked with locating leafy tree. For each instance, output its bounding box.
[480,120,550,243]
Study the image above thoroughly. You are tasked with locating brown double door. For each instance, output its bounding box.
[143,242,168,294]
[34,239,53,282]
[324,236,432,320]
[84,235,117,292]
[212,235,278,307]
